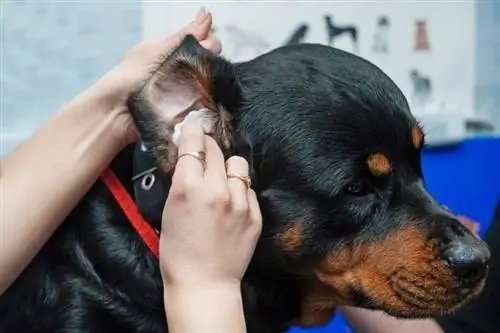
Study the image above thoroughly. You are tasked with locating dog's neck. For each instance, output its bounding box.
[129,141,168,232]
[109,142,304,331]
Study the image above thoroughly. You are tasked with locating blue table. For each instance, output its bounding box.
[289,137,500,333]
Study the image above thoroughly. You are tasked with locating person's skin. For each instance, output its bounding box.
[1,7,262,332]
[0,8,220,295]
[160,120,262,333]
[340,306,443,333]
[0,6,453,333]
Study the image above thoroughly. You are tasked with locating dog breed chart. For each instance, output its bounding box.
[143,1,475,118]
[414,19,431,51]
[372,15,390,53]
[410,68,433,108]
[211,24,271,58]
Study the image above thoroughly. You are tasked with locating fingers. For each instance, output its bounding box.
[247,189,263,232]
[203,135,227,181]
[176,10,221,54]
[173,121,205,185]
[179,7,212,41]
[166,8,213,49]
[226,156,250,217]
[145,8,220,61]
[200,35,222,54]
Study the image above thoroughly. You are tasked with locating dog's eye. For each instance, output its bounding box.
[346,182,367,196]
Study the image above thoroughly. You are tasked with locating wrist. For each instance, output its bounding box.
[164,278,242,299]
[164,282,246,333]
[60,86,133,153]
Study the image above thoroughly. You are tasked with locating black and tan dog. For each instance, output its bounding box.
[0,35,491,333]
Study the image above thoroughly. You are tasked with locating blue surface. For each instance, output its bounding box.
[421,137,500,236]
[289,137,500,333]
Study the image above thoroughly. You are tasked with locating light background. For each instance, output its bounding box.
[1,0,142,155]
[143,1,475,117]
[2,1,499,157]
[0,2,499,332]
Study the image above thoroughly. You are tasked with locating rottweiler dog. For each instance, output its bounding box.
[0,35,491,333]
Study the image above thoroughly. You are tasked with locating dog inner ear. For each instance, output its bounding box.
[127,34,240,173]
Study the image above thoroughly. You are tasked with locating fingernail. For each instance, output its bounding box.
[194,7,208,25]
[181,120,199,133]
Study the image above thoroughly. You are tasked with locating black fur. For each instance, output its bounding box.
[0,37,490,333]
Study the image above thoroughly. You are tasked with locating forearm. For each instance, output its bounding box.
[0,88,127,294]
[339,306,443,333]
[164,283,247,333]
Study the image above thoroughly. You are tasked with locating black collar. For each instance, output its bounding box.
[131,141,170,231]
[131,140,259,229]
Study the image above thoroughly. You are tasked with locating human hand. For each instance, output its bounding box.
[80,8,221,146]
[159,120,262,290]
[458,215,481,235]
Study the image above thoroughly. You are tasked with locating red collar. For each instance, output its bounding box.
[100,168,160,258]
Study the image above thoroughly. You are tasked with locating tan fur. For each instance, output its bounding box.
[308,227,482,317]
[412,125,424,149]
[278,223,303,252]
[367,153,391,176]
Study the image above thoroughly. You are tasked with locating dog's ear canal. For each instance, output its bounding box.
[127,34,242,172]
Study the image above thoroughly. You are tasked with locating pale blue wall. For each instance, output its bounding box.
[0,0,142,156]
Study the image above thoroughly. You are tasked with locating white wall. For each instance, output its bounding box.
[142,1,475,117]
[475,1,500,129]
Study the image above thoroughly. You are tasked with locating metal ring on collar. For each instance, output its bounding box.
[141,173,156,191]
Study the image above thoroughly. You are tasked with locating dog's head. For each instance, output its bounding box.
[128,35,490,326]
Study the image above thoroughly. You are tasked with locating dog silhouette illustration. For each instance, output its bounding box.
[284,23,310,45]
[324,14,358,54]
[372,16,390,53]
[212,25,271,58]
[410,69,432,108]
[414,20,430,51]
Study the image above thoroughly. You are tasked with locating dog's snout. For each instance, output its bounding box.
[441,219,491,288]
[440,233,490,288]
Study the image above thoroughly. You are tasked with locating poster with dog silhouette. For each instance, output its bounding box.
[323,14,359,54]
[414,19,430,51]
[409,69,433,108]
[284,23,310,45]
[211,24,271,58]
[372,15,390,53]
[143,2,476,118]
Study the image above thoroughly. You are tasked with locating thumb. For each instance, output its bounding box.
[152,8,214,57]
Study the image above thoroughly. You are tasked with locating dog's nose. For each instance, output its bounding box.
[442,238,490,287]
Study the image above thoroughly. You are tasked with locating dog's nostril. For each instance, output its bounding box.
[442,241,490,287]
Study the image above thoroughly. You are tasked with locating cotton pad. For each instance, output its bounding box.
[172,108,212,146]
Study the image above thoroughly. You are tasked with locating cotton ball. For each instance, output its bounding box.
[172,108,212,146]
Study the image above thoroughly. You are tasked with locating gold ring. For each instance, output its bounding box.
[227,173,252,190]
[177,151,206,164]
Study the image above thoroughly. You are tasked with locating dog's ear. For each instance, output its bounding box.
[127,34,241,173]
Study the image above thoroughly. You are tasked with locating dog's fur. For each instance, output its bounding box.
[0,36,491,333]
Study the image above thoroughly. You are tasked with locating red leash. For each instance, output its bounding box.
[100,168,160,258]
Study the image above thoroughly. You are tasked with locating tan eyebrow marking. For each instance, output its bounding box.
[367,153,391,176]
[412,125,424,149]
